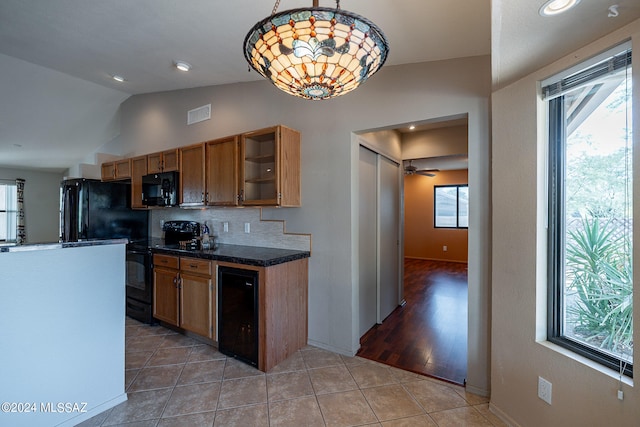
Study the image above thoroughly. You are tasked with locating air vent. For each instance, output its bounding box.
[187,104,211,125]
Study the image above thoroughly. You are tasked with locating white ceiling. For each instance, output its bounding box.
[0,0,638,172]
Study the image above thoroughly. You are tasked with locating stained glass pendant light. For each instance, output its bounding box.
[243,0,389,100]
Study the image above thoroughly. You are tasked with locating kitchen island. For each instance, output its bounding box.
[0,239,128,427]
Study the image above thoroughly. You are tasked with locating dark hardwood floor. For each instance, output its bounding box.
[357,258,468,385]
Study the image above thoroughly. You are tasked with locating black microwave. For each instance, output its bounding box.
[142,171,178,206]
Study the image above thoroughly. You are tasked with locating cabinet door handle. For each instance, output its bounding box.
[190,264,198,268]
[201,192,205,203]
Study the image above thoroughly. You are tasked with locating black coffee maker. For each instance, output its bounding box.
[163,220,201,249]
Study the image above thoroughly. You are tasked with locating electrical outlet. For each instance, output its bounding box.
[443,245,448,252]
[244,223,250,233]
[538,376,552,405]
[223,222,229,233]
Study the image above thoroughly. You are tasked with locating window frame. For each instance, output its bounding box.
[545,44,633,377]
[0,181,18,243]
[433,184,468,229]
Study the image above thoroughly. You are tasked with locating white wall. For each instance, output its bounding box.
[491,20,640,426]
[0,167,64,243]
[105,55,492,394]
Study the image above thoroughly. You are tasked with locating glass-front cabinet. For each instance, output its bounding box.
[240,126,300,207]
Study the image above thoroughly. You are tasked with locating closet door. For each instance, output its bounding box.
[358,145,401,336]
[358,146,378,337]
[378,155,400,322]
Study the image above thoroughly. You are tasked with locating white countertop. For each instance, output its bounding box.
[0,238,128,253]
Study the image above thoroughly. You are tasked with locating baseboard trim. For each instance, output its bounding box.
[57,393,128,427]
[404,256,468,264]
[489,402,522,427]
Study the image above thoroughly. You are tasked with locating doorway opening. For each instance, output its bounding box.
[356,116,469,386]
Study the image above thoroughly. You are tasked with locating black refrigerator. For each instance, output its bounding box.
[60,178,148,242]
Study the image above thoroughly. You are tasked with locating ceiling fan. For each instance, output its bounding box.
[404,160,438,177]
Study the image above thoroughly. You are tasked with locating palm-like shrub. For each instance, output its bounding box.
[565,217,633,354]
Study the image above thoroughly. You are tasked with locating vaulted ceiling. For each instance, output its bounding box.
[0,0,638,171]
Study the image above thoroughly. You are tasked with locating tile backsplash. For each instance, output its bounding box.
[150,207,311,252]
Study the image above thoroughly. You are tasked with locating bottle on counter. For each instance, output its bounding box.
[201,221,211,250]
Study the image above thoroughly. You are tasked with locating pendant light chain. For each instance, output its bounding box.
[271,0,281,15]
[272,0,340,14]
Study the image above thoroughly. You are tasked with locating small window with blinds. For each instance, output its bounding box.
[544,42,633,377]
[0,182,18,242]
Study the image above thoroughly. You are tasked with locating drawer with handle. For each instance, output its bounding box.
[180,257,213,275]
[153,254,179,269]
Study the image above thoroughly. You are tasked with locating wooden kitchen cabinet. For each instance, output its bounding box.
[101,162,115,181]
[131,155,147,209]
[217,257,308,372]
[101,158,132,181]
[180,257,215,339]
[179,143,206,207]
[240,125,300,206]
[152,253,216,340]
[153,254,180,326]
[148,149,179,174]
[98,125,300,207]
[205,136,239,206]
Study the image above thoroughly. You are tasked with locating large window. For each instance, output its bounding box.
[0,182,18,242]
[434,185,468,228]
[545,43,633,376]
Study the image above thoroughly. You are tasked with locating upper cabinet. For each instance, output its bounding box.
[148,149,179,174]
[205,136,239,206]
[100,125,301,208]
[180,143,206,207]
[240,126,300,207]
[131,155,148,209]
[101,159,132,181]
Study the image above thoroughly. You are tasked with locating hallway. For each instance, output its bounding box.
[357,259,468,385]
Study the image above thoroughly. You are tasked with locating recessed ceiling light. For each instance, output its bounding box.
[409,125,416,130]
[112,75,125,82]
[175,61,192,72]
[539,0,581,16]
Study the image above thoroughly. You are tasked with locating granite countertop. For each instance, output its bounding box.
[0,238,129,253]
[145,238,310,267]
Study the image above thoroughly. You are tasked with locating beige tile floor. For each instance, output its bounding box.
[78,318,506,427]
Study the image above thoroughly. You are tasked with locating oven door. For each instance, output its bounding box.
[126,247,152,303]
